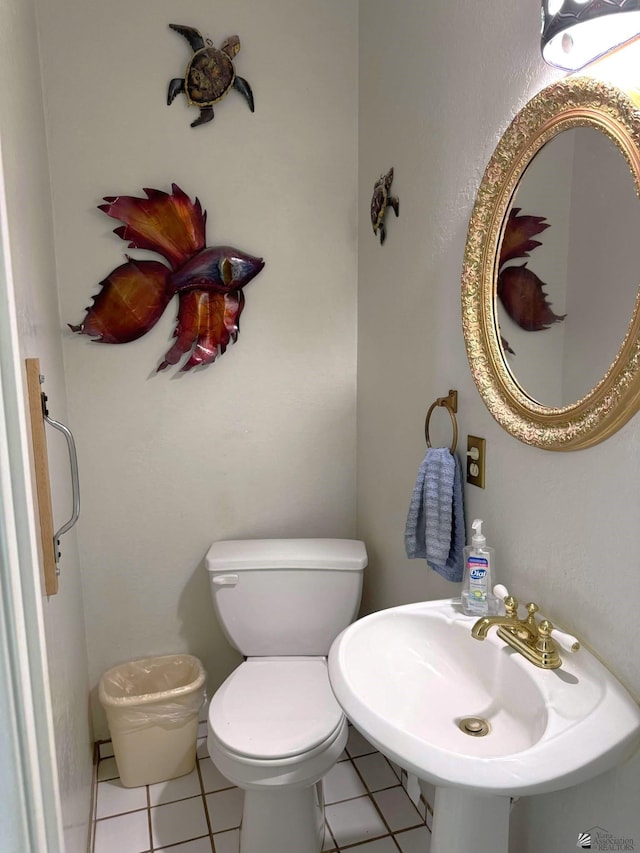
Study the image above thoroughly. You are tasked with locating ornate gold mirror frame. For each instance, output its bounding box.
[462,76,640,450]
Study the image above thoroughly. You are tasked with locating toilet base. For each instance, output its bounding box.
[240,782,325,853]
[207,665,349,853]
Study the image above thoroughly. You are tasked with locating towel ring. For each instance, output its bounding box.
[425,389,458,453]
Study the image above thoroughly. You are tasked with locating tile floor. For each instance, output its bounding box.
[92,723,432,853]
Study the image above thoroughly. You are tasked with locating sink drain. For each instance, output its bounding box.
[458,716,491,737]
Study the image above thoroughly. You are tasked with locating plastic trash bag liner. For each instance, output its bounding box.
[99,654,206,734]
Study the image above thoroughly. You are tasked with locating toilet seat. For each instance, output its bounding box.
[209,657,344,761]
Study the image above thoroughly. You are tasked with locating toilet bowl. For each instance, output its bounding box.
[205,539,367,853]
[208,658,348,853]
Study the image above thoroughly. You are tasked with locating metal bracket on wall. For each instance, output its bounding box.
[25,358,80,594]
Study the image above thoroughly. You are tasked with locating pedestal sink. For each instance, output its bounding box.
[327,599,640,853]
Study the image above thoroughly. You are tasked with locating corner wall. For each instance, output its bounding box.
[358,3,640,851]
[0,1,92,849]
[35,0,359,737]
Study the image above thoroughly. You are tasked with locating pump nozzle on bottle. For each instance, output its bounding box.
[471,519,486,548]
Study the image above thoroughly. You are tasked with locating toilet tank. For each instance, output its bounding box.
[206,538,367,656]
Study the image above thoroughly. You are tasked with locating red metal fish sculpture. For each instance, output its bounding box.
[498,263,567,332]
[499,207,549,268]
[69,184,264,372]
[497,207,566,354]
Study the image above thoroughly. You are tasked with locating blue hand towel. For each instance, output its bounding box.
[404,447,465,582]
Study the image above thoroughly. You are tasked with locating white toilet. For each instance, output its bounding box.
[206,538,367,853]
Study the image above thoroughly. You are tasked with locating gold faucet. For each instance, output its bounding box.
[471,594,577,669]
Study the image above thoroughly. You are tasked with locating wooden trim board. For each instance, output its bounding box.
[24,358,57,595]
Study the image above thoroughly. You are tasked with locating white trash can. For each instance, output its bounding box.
[99,654,206,787]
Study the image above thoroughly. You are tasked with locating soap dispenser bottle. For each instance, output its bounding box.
[462,519,495,616]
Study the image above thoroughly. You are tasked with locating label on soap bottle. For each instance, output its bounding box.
[467,555,489,614]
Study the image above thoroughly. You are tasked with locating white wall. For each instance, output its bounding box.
[0,0,92,850]
[564,127,640,401]
[499,130,573,407]
[358,3,640,851]
[35,0,359,737]
[7,1,639,848]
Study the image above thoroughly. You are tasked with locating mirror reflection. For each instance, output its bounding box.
[497,128,640,408]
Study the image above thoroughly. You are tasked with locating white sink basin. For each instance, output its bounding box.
[328,599,640,853]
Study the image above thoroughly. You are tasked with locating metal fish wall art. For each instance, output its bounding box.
[69,184,265,372]
[497,207,566,354]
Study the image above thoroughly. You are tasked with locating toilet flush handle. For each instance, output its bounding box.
[212,574,239,586]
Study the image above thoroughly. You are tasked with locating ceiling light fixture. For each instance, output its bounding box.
[541,0,640,70]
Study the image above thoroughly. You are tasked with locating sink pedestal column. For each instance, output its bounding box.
[431,787,510,853]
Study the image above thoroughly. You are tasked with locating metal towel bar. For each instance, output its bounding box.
[40,383,80,574]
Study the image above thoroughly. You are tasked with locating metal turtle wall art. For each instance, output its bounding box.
[167,24,255,128]
[370,167,399,245]
[69,184,265,372]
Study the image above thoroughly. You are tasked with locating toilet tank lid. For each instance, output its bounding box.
[206,538,367,572]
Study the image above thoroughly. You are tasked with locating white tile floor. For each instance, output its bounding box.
[92,724,432,853]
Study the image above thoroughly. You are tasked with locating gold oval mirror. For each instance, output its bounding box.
[462,76,640,450]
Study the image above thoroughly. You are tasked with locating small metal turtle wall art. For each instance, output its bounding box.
[370,167,399,245]
[167,24,255,128]
[69,184,265,373]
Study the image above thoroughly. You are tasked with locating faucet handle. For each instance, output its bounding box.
[550,626,580,653]
[537,613,580,653]
[493,584,509,601]
[492,585,519,616]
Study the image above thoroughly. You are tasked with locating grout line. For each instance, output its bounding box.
[94,806,149,822]
[391,835,404,852]
[326,781,404,807]
[88,745,99,853]
[345,748,377,760]
[350,753,427,848]
[197,753,236,795]
[98,768,119,782]
[338,835,398,851]
[323,817,339,852]
[150,792,213,809]
[146,783,154,852]
[195,757,216,849]
[365,790,406,839]
[348,755,399,839]
[383,755,402,782]
[152,835,212,851]
[324,756,389,852]
[399,785,430,825]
